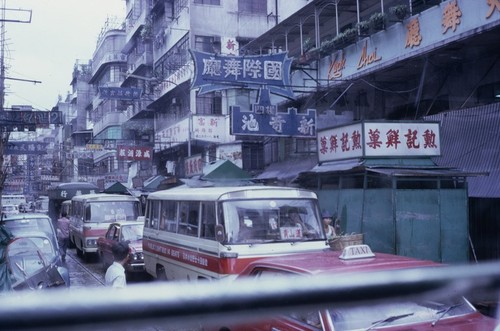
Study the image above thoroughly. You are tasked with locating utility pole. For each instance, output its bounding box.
[0,2,33,199]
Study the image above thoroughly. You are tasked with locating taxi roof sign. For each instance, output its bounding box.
[339,244,375,260]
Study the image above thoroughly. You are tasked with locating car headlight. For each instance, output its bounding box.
[129,252,144,261]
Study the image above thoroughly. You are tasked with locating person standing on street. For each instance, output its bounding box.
[105,241,130,288]
[57,212,70,262]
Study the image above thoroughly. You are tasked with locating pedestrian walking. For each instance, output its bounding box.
[57,212,70,262]
[105,241,129,288]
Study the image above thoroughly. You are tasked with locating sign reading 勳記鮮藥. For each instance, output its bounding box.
[317,121,441,162]
[189,50,294,99]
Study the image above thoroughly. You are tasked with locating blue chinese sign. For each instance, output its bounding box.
[5,142,48,155]
[0,110,62,125]
[99,87,143,100]
[231,106,316,138]
[190,50,294,99]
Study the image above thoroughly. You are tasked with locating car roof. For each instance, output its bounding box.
[71,193,139,202]
[239,246,441,276]
[1,213,50,221]
[9,230,51,241]
[108,221,144,227]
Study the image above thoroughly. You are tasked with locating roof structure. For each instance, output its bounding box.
[425,103,500,198]
[103,182,130,195]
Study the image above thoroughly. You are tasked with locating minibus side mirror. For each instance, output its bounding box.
[215,224,225,243]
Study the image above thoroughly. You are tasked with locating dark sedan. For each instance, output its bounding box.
[4,234,68,291]
[97,221,144,273]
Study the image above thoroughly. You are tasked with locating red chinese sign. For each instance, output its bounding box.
[317,122,440,162]
[184,154,203,178]
[116,145,153,161]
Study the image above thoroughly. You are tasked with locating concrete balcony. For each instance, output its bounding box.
[93,112,128,136]
[127,51,153,75]
[126,9,147,44]
[91,52,128,79]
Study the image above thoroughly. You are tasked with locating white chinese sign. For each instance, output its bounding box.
[317,121,440,162]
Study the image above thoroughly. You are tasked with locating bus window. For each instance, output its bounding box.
[200,202,216,239]
[222,199,322,244]
[178,201,199,237]
[161,200,177,233]
[149,200,160,230]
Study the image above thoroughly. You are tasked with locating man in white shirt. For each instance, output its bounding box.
[105,241,129,288]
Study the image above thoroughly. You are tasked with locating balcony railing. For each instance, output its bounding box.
[93,112,128,136]
[91,52,128,78]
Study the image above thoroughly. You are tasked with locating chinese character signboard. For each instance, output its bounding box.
[117,146,153,161]
[155,115,231,152]
[221,37,239,55]
[317,121,440,162]
[190,50,294,99]
[155,118,190,151]
[5,142,48,155]
[0,110,63,127]
[85,144,103,151]
[184,154,203,178]
[99,87,142,100]
[231,106,316,138]
[192,115,228,142]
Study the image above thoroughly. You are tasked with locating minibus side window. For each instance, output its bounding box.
[144,201,151,227]
[149,200,160,230]
[178,201,199,237]
[200,202,216,239]
[160,200,177,233]
[85,205,91,222]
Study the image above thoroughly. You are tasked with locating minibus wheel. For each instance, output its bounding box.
[76,245,83,257]
[156,265,167,281]
[69,236,76,249]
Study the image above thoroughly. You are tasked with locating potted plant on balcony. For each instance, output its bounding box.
[356,20,371,35]
[320,38,336,56]
[389,4,409,21]
[333,28,358,48]
[302,37,314,53]
[369,12,386,31]
[298,47,320,64]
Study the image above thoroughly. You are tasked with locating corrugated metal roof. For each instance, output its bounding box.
[255,156,317,183]
[425,103,500,198]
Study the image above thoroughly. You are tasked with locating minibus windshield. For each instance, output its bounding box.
[221,198,324,244]
[85,201,141,222]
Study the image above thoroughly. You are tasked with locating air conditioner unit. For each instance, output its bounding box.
[171,97,177,104]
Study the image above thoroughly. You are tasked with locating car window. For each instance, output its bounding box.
[328,297,475,330]
[7,238,48,282]
[121,225,143,241]
[2,217,54,236]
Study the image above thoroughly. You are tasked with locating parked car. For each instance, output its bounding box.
[3,233,69,290]
[97,221,144,273]
[1,205,19,215]
[207,244,498,331]
[0,213,62,267]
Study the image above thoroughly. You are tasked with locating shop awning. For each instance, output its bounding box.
[201,160,252,181]
[103,182,131,195]
[255,156,317,183]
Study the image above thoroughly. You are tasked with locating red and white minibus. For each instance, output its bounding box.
[142,185,327,281]
[69,193,142,261]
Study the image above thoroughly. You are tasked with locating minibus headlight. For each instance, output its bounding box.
[129,252,144,261]
[220,252,238,258]
[86,239,97,247]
